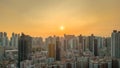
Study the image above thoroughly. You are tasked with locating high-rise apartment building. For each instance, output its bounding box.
[0,32,9,47]
[55,37,61,61]
[48,43,56,58]
[18,33,32,68]
[88,34,95,55]
[10,33,19,48]
[111,30,120,58]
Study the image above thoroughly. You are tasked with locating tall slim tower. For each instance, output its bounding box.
[18,33,32,68]
[48,36,61,61]
[111,30,120,58]
[48,43,55,58]
[88,34,95,54]
[0,32,9,47]
[55,37,61,61]
[94,38,98,56]
[10,33,19,48]
[78,34,84,51]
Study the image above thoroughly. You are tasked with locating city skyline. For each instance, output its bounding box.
[0,0,120,68]
[0,30,120,67]
[0,0,120,38]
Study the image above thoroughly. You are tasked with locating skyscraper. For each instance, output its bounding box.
[88,34,102,56]
[48,43,55,58]
[78,34,84,51]
[18,33,32,68]
[10,33,19,48]
[88,34,95,55]
[55,37,61,61]
[64,34,75,50]
[94,38,98,56]
[111,30,120,58]
[0,32,9,47]
[47,36,61,61]
[111,30,117,58]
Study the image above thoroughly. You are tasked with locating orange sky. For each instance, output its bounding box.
[0,0,120,38]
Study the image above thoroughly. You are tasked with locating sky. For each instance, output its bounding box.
[0,0,120,38]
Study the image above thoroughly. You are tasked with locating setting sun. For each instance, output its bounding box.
[60,26,65,31]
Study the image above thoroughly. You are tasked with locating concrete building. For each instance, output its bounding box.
[111,30,120,58]
[48,44,56,59]
[0,32,9,48]
[55,37,61,61]
[18,33,32,68]
[10,33,19,48]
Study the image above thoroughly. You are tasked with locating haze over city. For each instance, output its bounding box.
[1,0,120,68]
[0,0,120,38]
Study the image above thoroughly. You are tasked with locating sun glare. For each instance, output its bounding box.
[60,26,64,31]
